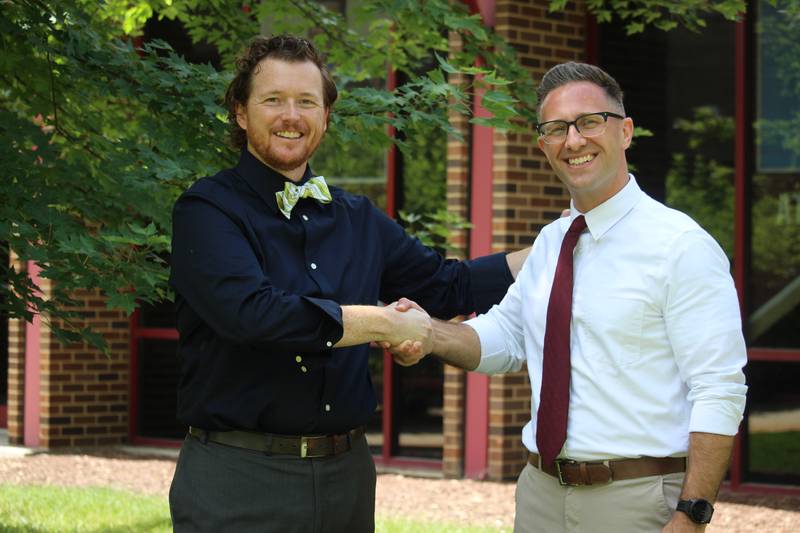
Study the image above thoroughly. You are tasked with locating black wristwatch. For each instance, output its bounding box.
[676,498,714,524]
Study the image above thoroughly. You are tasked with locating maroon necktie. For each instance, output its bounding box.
[536,215,587,465]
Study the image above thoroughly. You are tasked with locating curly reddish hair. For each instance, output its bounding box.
[223,34,338,150]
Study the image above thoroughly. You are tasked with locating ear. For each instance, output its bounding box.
[621,117,634,150]
[537,135,546,152]
[323,109,330,132]
[235,103,248,131]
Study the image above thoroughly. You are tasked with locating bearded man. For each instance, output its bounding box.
[167,34,529,532]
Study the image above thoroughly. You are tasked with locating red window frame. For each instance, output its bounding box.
[729,12,800,496]
[128,309,182,448]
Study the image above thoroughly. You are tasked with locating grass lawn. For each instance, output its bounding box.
[0,484,509,533]
[749,431,800,475]
[0,485,171,532]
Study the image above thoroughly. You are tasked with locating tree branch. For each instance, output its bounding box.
[288,0,361,53]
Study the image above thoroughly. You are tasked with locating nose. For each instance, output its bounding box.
[282,100,301,120]
[564,123,586,150]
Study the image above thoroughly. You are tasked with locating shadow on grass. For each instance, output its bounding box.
[0,517,172,533]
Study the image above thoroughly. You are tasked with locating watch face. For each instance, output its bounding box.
[690,500,714,524]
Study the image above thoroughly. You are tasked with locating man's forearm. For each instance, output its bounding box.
[680,432,734,502]
[336,306,390,347]
[337,305,432,349]
[662,432,734,531]
[430,319,482,371]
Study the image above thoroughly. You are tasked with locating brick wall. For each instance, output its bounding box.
[484,0,587,482]
[442,365,466,477]
[446,31,472,258]
[444,1,588,481]
[6,254,26,445]
[492,0,585,250]
[442,31,471,478]
[6,262,131,448]
[41,289,130,447]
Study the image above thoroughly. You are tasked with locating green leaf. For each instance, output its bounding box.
[434,52,458,74]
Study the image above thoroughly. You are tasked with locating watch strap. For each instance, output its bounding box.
[676,498,714,524]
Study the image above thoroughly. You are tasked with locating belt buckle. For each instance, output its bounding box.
[299,436,329,458]
[300,436,309,458]
[599,460,614,484]
[554,459,576,486]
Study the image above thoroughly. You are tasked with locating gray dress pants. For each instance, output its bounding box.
[169,431,376,533]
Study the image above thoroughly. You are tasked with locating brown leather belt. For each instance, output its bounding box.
[189,426,365,458]
[528,452,686,486]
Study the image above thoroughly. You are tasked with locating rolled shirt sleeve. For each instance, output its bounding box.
[664,230,748,436]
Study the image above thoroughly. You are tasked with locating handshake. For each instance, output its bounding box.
[376,298,437,367]
[340,298,476,369]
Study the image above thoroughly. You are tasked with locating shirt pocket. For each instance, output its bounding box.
[578,295,645,370]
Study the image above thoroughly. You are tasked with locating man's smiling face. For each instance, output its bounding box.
[537,81,634,212]
[236,58,329,182]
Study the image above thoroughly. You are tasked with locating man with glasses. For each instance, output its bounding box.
[391,62,747,532]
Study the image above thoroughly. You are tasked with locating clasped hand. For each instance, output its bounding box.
[381,298,434,366]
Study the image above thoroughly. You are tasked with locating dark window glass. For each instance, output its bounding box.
[366,347,444,460]
[138,300,176,329]
[599,16,735,213]
[377,63,447,461]
[366,346,384,455]
[744,361,800,484]
[136,338,184,439]
[393,357,443,460]
[748,174,800,348]
[755,0,800,172]
[749,1,800,349]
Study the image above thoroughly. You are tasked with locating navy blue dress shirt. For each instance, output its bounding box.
[169,149,514,435]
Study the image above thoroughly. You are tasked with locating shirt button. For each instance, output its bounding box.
[295,355,302,363]
[301,366,307,373]
[326,341,332,348]
[310,263,317,270]
[302,214,309,221]
[324,404,331,412]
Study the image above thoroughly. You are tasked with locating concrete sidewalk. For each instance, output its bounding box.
[0,428,33,458]
[0,428,181,460]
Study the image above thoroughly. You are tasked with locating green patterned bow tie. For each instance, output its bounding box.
[275,175,332,219]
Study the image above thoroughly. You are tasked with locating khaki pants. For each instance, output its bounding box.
[514,462,683,533]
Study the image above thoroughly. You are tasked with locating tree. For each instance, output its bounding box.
[666,107,736,259]
[1,0,752,347]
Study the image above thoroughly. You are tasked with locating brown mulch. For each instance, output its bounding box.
[1,450,799,531]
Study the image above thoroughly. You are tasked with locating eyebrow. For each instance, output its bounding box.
[254,90,321,99]
[540,111,612,123]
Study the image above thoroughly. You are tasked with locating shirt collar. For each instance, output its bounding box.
[234,148,315,214]
[570,174,643,240]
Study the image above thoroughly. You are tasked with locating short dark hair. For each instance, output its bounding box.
[223,34,338,150]
[536,62,625,117]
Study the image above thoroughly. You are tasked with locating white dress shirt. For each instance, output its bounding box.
[468,176,748,460]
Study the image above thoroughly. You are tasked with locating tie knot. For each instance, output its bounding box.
[567,215,587,235]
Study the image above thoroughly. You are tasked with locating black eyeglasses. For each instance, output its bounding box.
[536,112,625,144]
